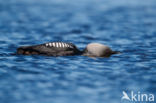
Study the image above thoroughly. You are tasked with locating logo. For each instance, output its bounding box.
[121,91,154,102]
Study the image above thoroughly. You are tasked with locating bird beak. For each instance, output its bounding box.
[111,51,121,54]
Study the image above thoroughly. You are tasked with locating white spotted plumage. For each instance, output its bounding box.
[52,42,55,47]
[64,43,67,47]
[67,44,69,47]
[59,42,62,48]
[62,43,65,48]
[45,42,74,48]
[49,43,52,46]
[46,43,49,46]
[56,43,59,47]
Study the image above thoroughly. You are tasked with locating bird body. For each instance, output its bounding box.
[17,42,119,57]
[17,42,81,56]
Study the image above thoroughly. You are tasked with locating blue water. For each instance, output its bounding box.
[0,0,156,103]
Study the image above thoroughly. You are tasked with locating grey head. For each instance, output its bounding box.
[83,43,120,57]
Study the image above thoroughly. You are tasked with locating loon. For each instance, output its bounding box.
[17,42,120,57]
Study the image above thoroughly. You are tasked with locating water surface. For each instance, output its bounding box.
[0,0,156,103]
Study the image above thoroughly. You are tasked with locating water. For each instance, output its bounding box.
[0,0,156,103]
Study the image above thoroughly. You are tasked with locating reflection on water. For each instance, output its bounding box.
[0,0,156,103]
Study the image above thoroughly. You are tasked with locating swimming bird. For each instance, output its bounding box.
[17,42,120,57]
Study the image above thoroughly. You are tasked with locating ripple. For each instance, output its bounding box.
[0,0,156,103]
